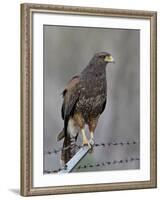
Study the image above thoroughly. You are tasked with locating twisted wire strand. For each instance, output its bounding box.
[44,140,139,155]
[44,157,140,174]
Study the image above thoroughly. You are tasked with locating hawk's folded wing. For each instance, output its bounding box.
[61,76,80,136]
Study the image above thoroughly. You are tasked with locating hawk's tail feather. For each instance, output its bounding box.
[61,134,78,165]
[60,117,79,165]
[57,129,64,141]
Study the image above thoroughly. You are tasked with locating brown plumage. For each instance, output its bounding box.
[57,52,114,164]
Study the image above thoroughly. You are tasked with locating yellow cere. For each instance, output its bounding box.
[104,55,114,62]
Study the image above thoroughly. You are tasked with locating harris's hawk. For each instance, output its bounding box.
[57,52,114,164]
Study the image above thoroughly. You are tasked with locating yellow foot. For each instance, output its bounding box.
[89,132,95,146]
[89,137,95,146]
[82,139,91,148]
[81,129,91,148]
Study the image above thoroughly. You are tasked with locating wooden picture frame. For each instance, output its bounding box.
[20,3,157,196]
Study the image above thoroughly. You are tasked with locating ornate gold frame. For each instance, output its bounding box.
[20,3,157,196]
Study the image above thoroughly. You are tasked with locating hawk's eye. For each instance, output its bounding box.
[99,55,105,59]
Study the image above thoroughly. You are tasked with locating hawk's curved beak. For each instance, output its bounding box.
[104,55,115,63]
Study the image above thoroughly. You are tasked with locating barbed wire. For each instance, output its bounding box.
[44,157,140,174]
[77,157,140,170]
[44,143,80,155]
[44,140,139,155]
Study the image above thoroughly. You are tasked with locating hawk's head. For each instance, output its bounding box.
[92,52,115,67]
[96,52,114,63]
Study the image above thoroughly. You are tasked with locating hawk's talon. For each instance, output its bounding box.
[82,141,91,149]
[89,138,95,146]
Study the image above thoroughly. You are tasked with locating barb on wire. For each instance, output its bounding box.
[44,140,139,155]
